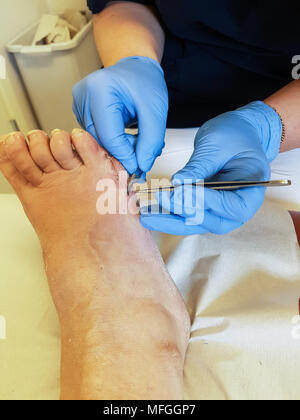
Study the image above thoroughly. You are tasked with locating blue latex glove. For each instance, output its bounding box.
[141,101,282,235]
[72,56,168,174]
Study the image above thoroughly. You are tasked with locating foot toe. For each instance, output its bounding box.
[71,129,115,171]
[3,132,43,186]
[27,130,61,173]
[50,130,82,170]
[0,139,29,192]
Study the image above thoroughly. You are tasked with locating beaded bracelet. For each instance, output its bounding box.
[270,106,286,145]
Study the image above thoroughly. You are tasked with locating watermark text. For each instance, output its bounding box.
[96,171,205,226]
[292,55,300,80]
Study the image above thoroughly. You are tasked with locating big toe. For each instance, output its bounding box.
[71,129,122,175]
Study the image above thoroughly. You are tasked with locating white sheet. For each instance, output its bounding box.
[162,202,300,400]
[0,129,299,400]
[150,132,300,399]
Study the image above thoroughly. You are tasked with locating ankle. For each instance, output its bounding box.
[60,300,186,400]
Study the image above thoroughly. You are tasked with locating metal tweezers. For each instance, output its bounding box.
[134,179,292,193]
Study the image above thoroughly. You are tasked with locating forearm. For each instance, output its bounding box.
[264,80,300,152]
[93,1,165,67]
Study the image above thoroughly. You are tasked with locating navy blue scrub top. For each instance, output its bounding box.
[88,0,300,128]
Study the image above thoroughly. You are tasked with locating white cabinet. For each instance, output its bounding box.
[0,0,48,137]
[0,0,91,193]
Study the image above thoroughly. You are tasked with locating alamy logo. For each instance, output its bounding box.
[0,55,6,80]
[0,315,6,340]
[96,171,205,226]
[292,55,300,80]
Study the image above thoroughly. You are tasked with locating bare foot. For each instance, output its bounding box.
[0,129,190,400]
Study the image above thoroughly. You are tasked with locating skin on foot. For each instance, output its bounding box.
[0,129,122,245]
[0,128,190,400]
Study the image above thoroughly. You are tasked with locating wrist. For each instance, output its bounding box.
[115,55,164,72]
[264,103,286,146]
[235,101,282,162]
[105,52,161,68]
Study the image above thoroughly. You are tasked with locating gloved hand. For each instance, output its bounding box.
[141,101,282,235]
[72,56,168,174]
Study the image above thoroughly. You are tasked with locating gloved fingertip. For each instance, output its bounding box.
[140,171,147,182]
[121,158,138,175]
[138,154,157,173]
[172,174,186,186]
[140,216,156,231]
[132,168,146,180]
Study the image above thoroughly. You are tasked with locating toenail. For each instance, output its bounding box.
[7,131,20,137]
[27,129,45,137]
[5,134,17,146]
[72,128,85,137]
[51,129,62,137]
[5,132,21,144]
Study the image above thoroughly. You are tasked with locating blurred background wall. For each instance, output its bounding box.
[48,0,86,14]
